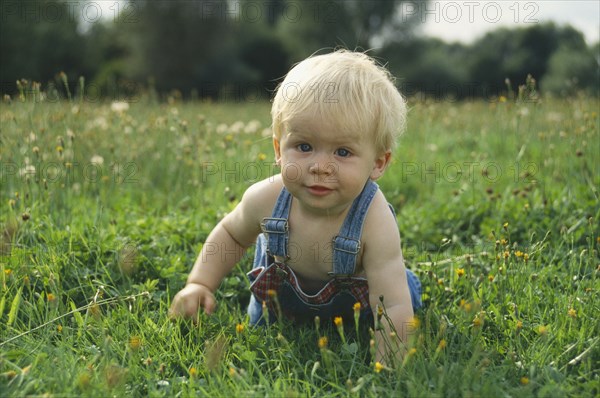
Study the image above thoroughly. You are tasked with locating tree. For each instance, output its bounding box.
[0,0,88,94]
[275,0,428,62]
[541,45,599,96]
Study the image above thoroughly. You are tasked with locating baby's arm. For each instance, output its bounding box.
[362,191,414,365]
[169,178,279,319]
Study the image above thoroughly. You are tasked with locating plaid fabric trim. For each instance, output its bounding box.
[248,262,371,314]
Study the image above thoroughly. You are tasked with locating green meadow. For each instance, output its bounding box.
[0,93,598,397]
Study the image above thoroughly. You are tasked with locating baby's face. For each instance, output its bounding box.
[273,114,389,216]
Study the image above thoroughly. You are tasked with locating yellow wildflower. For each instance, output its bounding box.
[257,153,267,161]
[4,269,12,276]
[567,308,577,318]
[374,362,384,373]
[57,324,63,333]
[537,325,548,335]
[515,250,524,258]
[408,316,420,330]
[318,336,328,349]
[47,293,56,302]
[520,376,529,385]
[235,323,245,333]
[189,367,197,377]
[334,316,343,327]
[267,289,277,298]
[488,274,495,282]
[129,335,142,350]
[516,320,523,330]
[353,302,361,312]
[408,347,417,356]
[437,339,447,350]
[456,268,465,277]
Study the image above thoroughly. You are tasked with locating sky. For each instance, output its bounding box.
[417,0,600,44]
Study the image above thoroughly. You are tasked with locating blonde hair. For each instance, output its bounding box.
[271,50,406,154]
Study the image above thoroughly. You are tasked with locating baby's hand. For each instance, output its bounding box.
[169,283,216,320]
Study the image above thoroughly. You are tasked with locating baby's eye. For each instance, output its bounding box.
[298,143,312,152]
[335,148,351,157]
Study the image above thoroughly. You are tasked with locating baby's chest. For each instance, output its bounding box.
[282,228,364,279]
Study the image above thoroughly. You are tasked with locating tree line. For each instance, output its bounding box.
[1,0,598,101]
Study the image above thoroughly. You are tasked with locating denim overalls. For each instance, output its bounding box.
[247,180,422,325]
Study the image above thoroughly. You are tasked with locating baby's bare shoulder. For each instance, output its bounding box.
[242,174,284,211]
[220,175,284,247]
[362,189,401,247]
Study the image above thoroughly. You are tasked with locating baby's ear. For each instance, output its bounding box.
[272,137,282,165]
[370,150,391,180]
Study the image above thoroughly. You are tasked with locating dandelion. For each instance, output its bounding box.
[567,308,577,318]
[473,316,483,328]
[374,362,384,373]
[537,325,548,336]
[488,274,495,282]
[408,347,417,356]
[520,376,529,385]
[503,250,510,259]
[408,316,420,330]
[456,268,465,277]
[142,357,152,366]
[523,253,529,262]
[257,153,267,161]
[503,222,509,230]
[516,320,523,330]
[57,324,63,333]
[334,316,346,344]
[353,302,361,334]
[47,292,56,302]
[500,238,508,245]
[318,336,328,349]
[189,367,197,378]
[90,155,104,165]
[56,145,64,154]
[229,367,236,377]
[110,101,129,113]
[515,250,524,258]
[129,336,142,350]
[4,269,12,276]
[235,323,245,334]
[267,289,277,298]
[437,339,447,350]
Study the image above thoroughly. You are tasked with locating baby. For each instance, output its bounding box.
[170,50,422,363]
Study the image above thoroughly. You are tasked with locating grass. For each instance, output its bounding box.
[0,91,598,397]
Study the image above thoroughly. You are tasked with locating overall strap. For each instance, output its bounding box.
[260,188,292,258]
[331,180,379,276]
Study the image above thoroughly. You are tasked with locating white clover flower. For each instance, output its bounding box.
[90,155,104,165]
[229,121,245,134]
[19,165,36,177]
[216,123,228,134]
[244,120,261,134]
[110,101,129,113]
